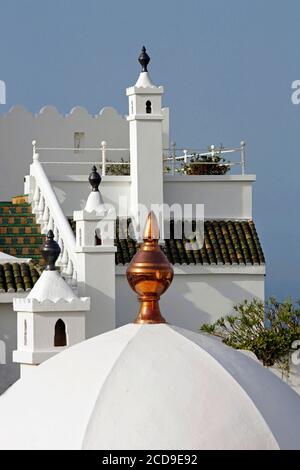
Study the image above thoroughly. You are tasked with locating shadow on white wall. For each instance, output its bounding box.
[0,340,6,365]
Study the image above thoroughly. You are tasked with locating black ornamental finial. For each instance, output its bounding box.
[138,46,150,72]
[88,165,101,192]
[42,230,61,271]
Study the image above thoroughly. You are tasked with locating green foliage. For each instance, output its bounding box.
[182,152,230,175]
[105,158,130,176]
[200,298,300,373]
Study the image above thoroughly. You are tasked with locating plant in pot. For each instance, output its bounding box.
[105,158,130,176]
[182,151,230,175]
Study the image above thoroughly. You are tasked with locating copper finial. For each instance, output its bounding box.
[126,212,174,324]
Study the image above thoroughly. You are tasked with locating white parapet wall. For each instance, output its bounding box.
[116,266,265,331]
[49,175,131,217]
[0,105,170,201]
[38,174,256,220]
[0,106,129,200]
[164,175,256,220]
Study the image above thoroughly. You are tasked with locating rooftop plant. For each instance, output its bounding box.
[200,297,300,375]
[182,152,230,175]
[105,158,130,176]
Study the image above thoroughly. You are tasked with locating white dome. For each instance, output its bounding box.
[0,323,300,450]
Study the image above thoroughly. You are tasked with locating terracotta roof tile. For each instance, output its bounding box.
[69,217,265,266]
[115,219,265,266]
[0,262,40,293]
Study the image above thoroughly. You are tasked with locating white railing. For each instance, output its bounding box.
[33,140,130,176]
[163,141,246,175]
[29,142,78,288]
[32,140,246,178]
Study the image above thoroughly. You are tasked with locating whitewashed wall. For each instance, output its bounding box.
[0,106,129,200]
[0,105,170,202]
[164,175,255,220]
[115,270,265,331]
[0,303,19,394]
[49,176,131,217]
[29,175,255,219]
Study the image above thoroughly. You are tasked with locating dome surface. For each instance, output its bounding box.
[0,323,300,450]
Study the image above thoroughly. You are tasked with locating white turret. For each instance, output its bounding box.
[126,47,164,230]
[74,166,116,338]
[13,231,90,377]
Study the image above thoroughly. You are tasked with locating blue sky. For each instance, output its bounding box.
[0,0,299,300]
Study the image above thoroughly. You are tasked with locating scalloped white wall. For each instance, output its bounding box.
[0,106,129,200]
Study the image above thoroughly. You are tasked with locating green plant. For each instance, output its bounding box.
[105,158,130,176]
[200,298,300,374]
[182,152,230,175]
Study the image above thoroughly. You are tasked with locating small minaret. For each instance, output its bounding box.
[13,231,90,377]
[126,47,164,230]
[74,166,116,338]
[75,166,111,247]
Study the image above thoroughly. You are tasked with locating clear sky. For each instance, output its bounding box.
[0,0,299,301]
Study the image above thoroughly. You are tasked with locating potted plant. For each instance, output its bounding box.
[182,152,230,175]
[105,158,130,176]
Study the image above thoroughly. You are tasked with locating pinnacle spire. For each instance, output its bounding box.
[88,165,101,192]
[138,46,150,72]
[126,212,173,324]
[42,230,61,271]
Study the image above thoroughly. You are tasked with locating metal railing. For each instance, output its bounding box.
[32,140,130,176]
[32,140,246,177]
[163,141,246,175]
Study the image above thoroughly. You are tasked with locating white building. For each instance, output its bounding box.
[0,217,298,450]
[0,47,265,393]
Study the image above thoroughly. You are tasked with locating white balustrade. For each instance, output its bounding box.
[32,185,40,213]
[29,141,78,289]
[47,216,54,233]
[64,258,74,287]
[37,195,44,224]
[60,242,69,272]
[42,205,49,230]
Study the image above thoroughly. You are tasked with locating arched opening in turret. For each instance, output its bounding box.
[146,100,152,114]
[54,319,67,347]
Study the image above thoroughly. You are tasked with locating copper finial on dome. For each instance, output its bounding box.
[126,212,174,324]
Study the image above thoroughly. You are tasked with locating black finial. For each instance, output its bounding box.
[42,230,61,271]
[88,165,101,192]
[138,46,150,72]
